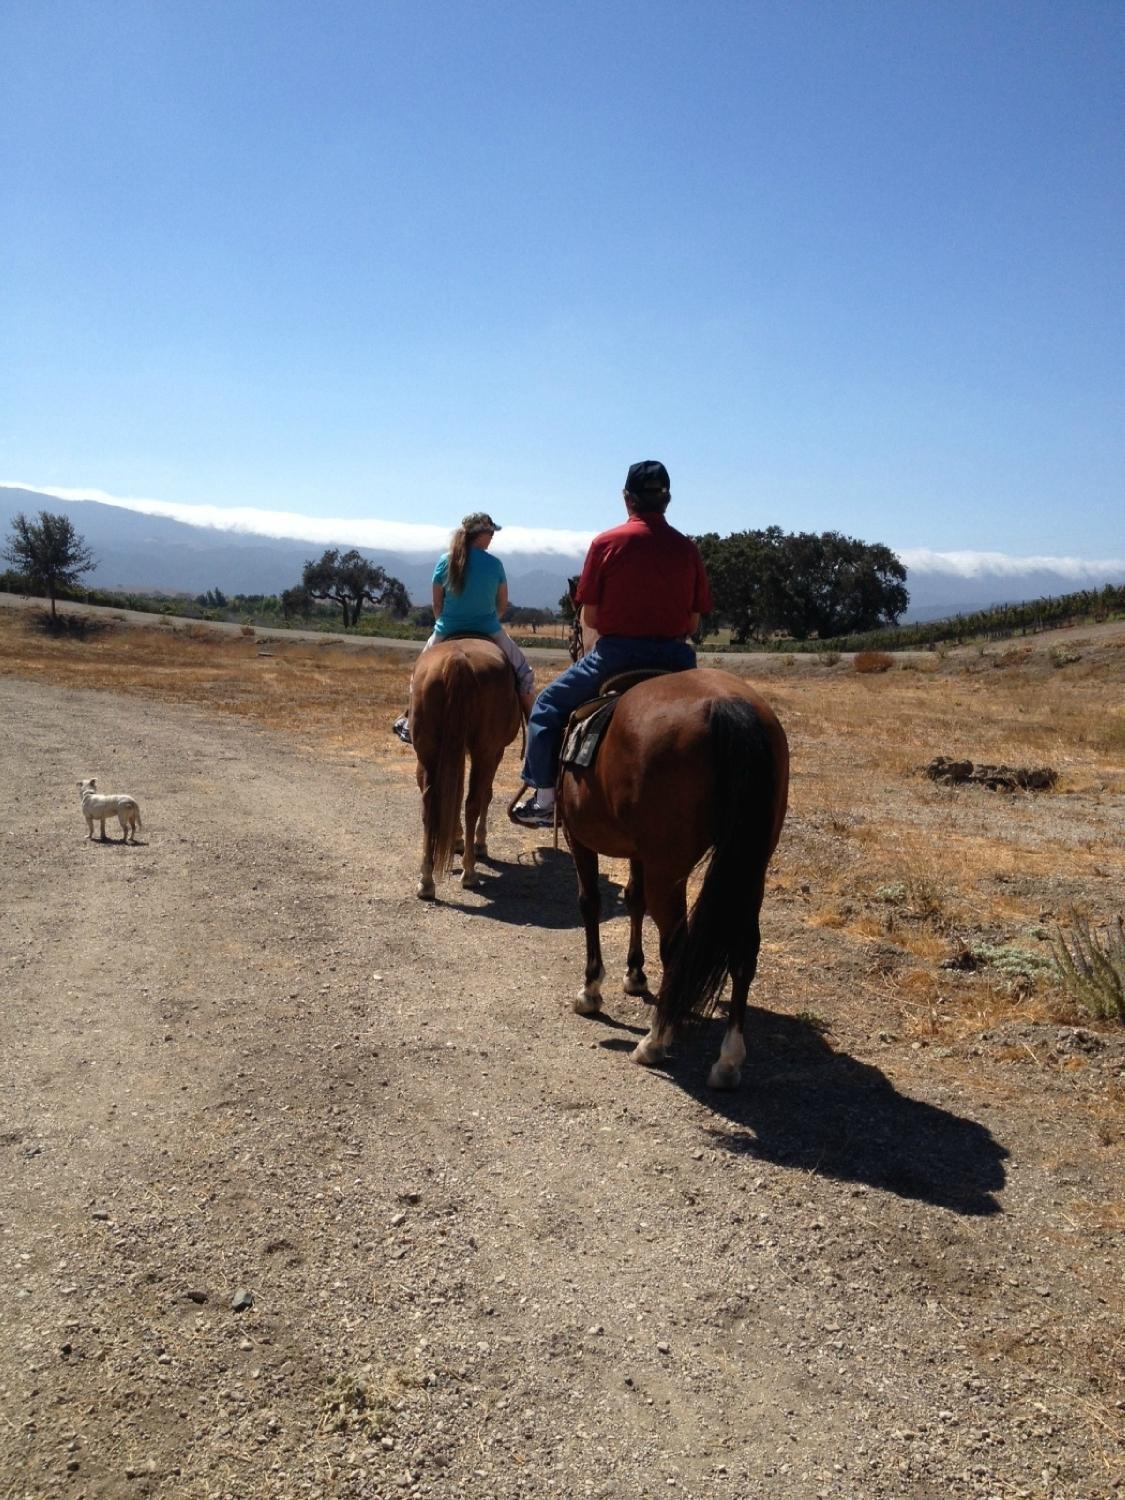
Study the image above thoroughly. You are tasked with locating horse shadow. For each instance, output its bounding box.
[596,1006,1008,1217]
[464,845,625,931]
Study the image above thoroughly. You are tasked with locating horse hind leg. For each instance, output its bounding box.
[708,917,759,1090]
[474,799,489,857]
[572,840,604,1014]
[708,975,749,1089]
[417,778,436,900]
[460,753,499,889]
[622,859,649,997]
[631,874,686,1067]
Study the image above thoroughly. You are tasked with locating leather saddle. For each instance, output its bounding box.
[560,668,673,770]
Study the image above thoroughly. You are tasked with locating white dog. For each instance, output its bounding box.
[79,778,143,843]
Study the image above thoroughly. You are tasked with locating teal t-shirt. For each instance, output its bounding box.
[433,548,506,636]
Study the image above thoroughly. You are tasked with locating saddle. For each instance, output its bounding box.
[560,668,673,771]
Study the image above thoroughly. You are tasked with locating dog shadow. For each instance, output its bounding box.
[593,1005,1007,1216]
[87,836,148,848]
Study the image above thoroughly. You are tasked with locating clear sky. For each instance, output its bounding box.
[3,1,1122,561]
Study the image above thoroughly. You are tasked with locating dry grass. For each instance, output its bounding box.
[0,611,411,765]
[4,604,1124,1046]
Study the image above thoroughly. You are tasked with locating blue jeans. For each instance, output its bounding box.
[521,635,697,789]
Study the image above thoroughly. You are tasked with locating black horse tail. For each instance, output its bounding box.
[657,697,777,1033]
[427,649,470,878]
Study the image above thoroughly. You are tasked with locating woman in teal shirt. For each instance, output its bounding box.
[393,512,535,742]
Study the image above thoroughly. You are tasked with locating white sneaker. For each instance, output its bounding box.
[510,795,554,828]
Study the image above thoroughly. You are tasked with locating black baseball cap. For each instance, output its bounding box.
[624,460,671,498]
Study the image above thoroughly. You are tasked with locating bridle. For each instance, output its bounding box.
[566,577,585,663]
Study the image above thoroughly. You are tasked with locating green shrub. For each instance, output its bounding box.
[1051,912,1125,1023]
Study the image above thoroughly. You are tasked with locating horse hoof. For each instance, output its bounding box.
[707,1062,741,1090]
[460,871,481,889]
[416,881,435,901]
[453,838,465,856]
[474,843,488,858]
[573,990,602,1015]
[631,1040,662,1067]
[623,972,648,996]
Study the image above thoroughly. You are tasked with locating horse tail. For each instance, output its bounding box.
[426,650,471,878]
[657,697,778,1032]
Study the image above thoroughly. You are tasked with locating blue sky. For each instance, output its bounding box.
[3,1,1122,562]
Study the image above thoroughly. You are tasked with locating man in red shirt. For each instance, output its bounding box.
[512,461,713,826]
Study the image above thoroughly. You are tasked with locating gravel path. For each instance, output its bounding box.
[1,675,1120,1499]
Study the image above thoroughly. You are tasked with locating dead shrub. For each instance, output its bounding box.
[854,650,894,674]
[1049,646,1081,669]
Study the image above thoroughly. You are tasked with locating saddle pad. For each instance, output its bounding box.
[561,698,618,769]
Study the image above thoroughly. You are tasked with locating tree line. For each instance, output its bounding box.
[692,527,909,642]
[5,508,1122,650]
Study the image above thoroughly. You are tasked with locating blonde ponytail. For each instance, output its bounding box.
[446,525,470,596]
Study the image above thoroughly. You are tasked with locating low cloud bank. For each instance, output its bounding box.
[897,548,1125,580]
[3,483,1121,578]
[0,483,593,557]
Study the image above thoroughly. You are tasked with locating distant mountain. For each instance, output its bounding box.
[897,567,1125,621]
[0,488,581,608]
[2,486,1122,621]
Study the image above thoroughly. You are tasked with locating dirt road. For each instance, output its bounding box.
[1,675,1120,1499]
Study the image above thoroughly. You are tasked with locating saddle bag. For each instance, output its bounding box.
[559,667,676,771]
[561,697,618,769]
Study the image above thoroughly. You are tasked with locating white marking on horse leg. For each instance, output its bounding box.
[417,856,435,901]
[475,804,488,857]
[623,969,648,996]
[573,964,604,1015]
[631,1021,667,1067]
[707,1025,747,1090]
[460,850,480,888]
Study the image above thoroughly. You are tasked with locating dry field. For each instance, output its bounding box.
[4,607,1122,1012]
[1,604,1122,1499]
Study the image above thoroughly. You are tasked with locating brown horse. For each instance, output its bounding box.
[560,667,788,1089]
[412,636,522,899]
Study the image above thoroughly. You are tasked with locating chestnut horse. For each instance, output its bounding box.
[560,667,788,1089]
[412,636,521,899]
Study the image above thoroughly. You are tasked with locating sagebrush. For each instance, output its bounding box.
[1051,912,1125,1023]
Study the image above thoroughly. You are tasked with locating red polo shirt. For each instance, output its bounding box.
[575,511,713,638]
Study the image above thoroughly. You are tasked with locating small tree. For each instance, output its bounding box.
[299,548,410,628]
[280,585,313,621]
[509,605,550,634]
[2,510,96,618]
